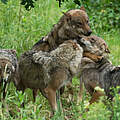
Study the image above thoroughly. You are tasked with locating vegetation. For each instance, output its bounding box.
[0,0,120,119]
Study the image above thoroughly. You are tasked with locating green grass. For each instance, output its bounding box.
[0,0,61,56]
[0,0,120,120]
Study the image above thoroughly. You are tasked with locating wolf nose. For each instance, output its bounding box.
[87,30,92,36]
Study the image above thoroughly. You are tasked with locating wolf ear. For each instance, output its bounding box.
[10,49,17,55]
[62,12,71,21]
[80,6,86,11]
[106,47,110,53]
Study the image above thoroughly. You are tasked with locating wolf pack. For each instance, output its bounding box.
[0,6,120,116]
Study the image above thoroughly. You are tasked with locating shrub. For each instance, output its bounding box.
[61,0,120,32]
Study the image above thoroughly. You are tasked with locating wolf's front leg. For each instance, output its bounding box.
[44,86,57,114]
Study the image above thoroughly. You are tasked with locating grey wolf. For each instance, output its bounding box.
[77,35,110,62]
[32,35,110,103]
[78,57,120,104]
[31,7,92,102]
[78,35,110,103]
[15,40,83,113]
[62,35,110,102]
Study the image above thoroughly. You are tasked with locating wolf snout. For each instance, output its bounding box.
[86,30,92,36]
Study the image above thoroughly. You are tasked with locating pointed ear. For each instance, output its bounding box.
[80,6,86,12]
[106,47,110,53]
[10,49,17,55]
[62,12,71,21]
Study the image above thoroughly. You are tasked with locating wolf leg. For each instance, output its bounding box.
[44,86,57,113]
[77,77,84,104]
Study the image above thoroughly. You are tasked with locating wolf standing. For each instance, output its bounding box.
[31,7,92,102]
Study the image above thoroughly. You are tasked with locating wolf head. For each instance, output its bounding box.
[77,35,110,62]
[58,7,92,40]
[87,35,110,54]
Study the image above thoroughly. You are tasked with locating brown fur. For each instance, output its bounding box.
[31,7,92,102]
[77,35,110,61]
[32,7,92,52]
[15,40,83,112]
[78,57,117,104]
[33,35,110,102]
[32,34,110,101]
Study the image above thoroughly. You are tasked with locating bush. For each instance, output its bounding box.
[61,0,120,32]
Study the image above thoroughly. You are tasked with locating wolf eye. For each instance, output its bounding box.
[87,20,90,25]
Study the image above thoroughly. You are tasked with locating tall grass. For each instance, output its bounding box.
[0,0,61,56]
[0,0,120,120]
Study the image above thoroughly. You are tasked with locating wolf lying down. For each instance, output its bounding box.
[16,40,83,112]
[0,49,17,100]
[79,56,120,104]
